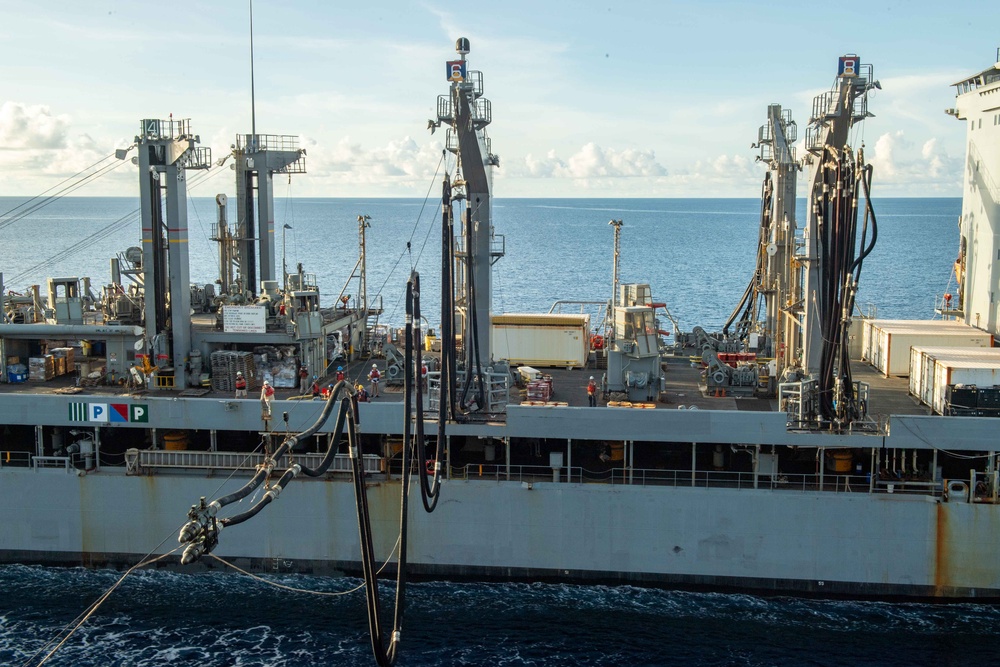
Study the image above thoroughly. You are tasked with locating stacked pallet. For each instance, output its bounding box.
[210,351,258,392]
[526,377,553,401]
[49,347,76,376]
[28,356,55,381]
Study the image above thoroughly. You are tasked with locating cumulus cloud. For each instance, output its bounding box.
[0,101,70,149]
[867,130,961,191]
[514,143,667,179]
[299,135,447,190]
[0,101,137,195]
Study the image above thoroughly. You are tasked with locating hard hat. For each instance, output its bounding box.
[237,371,243,376]
[372,363,377,368]
[263,380,270,385]
[313,375,317,379]
[337,366,343,371]
[590,376,595,380]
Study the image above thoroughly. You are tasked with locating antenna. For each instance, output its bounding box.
[249,0,257,137]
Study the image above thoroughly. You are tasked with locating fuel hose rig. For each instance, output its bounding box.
[439,174,487,422]
[175,270,441,667]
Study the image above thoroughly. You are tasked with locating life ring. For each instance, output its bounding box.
[426,459,437,475]
[590,334,605,350]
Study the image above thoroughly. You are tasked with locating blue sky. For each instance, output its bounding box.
[0,0,996,198]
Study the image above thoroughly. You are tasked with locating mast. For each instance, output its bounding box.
[233,135,305,295]
[232,1,306,296]
[783,55,880,430]
[759,104,798,374]
[136,118,211,390]
[800,56,876,378]
[609,218,623,341]
[435,38,501,369]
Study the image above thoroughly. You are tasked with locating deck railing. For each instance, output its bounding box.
[124,449,383,475]
[448,463,947,498]
[3,449,978,501]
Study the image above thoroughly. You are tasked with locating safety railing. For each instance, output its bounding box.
[179,146,212,170]
[446,463,943,497]
[125,448,383,475]
[138,118,192,140]
[237,134,301,152]
[31,456,73,471]
[0,451,32,468]
[437,95,454,123]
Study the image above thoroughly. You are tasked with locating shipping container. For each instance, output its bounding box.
[491,313,590,369]
[909,346,1000,407]
[865,320,992,376]
[861,319,910,363]
[933,359,1000,415]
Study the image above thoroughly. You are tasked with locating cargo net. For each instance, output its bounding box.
[210,351,259,392]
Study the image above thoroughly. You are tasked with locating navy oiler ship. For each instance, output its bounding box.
[3,41,1000,606]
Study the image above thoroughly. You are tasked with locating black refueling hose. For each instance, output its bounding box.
[407,272,441,511]
[178,192,456,667]
[724,172,771,338]
[811,145,877,426]
[458,204,487,413]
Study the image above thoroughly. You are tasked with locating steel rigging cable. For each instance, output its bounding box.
[7,164,225,286]
[0,156,131,233]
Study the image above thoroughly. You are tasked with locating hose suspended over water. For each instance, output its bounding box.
[407,272,442,511]
[177,267,447,665]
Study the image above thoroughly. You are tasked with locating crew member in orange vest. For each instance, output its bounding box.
[587,376,598,407]
[235,371,247,398]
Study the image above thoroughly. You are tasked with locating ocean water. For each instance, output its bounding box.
[3,565,1000,667]
[0,196,960,333]
[0,195,982,666]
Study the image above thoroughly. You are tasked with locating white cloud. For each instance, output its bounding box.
[301,135,447,189]
[514,143,667,180]
[867,130,961,192]
[0,102,70,150]
[0,101,138,195]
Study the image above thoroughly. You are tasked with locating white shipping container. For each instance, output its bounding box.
[861,319,911,363]
[849,317,869,361]
[869,320,992,376]
[908,345,923,398]
[491,313,590,369]
[908,346,1000,407]
[932,358,1000,415]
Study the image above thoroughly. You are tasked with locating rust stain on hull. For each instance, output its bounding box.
[935,502,948,595]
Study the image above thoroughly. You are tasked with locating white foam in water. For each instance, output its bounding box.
[5,567,1000,665]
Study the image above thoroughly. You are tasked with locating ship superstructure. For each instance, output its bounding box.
[945,52,1000,333]
[2,44,1000,605]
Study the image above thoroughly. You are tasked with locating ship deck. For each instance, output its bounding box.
[0,345,929,418]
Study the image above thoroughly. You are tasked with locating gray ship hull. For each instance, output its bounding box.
[3,448,998,600]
